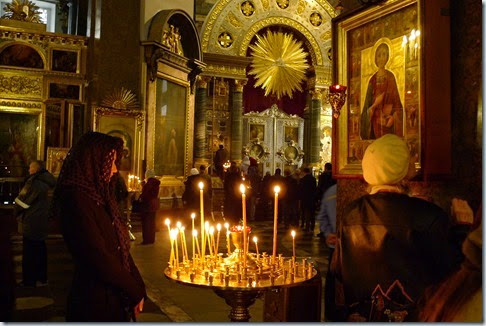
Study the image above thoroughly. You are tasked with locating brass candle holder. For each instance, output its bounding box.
[328,84,347,119]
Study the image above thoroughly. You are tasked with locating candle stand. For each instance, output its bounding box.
[164,227,318,322]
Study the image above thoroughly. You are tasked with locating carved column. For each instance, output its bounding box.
[308,89,322,166]
[230,79,246,162]
[194,76,211,165]
[303,105,310,165]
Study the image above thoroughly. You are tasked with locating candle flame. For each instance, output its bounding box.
[217,223,222,231]
[224,222,229,229]
[198,181,204,190]
[193,229,198,237]
[170,229,177,239]
[291,230,296,238]
[176,221,182,229]
[209,226,215,234]
[191,213,196,219]
[239,183,246,194]
[253,236,258,243]
[274,185,281,194]
[165,218,170,226]
[181,226,185,232]
[205,221,209,230]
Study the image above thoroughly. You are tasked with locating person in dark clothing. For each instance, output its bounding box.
[0,214,15,321]
[246,158,261,221]
[299,167,317,232]
[139,170,160,244]
[198,165,212,216]
[114,173,129,223]
[182,168,200,212]
[330,134,464,322]
[213,144,228,179]
[282,169,299,228]
[15,160,56,287]
[52,132,146,322]
[223,162,242,223]
[317,163,335,203]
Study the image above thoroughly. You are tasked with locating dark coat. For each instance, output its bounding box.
[139,177,160,213]
[331,193,463,322]
[182,174,200,210]
[299,173,317,209]
[60,190,146,321]
[15,169,56,240]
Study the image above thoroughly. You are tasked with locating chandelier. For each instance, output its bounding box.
[248,30,309,99]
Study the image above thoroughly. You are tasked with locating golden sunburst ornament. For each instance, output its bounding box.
[1,0,42,23]
[249,31,309,99]
[102,87,140,110]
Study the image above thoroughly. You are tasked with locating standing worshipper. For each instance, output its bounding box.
[223,162,242,223]
[317,163,335,202]
[246,158,261,221]
[330,134,462,322]
[52,132,146,321]
[213,144,228,179]
[182,168,200,213]
[15,160,56,287]
[282,169,299,228]
[139,169,160,245]
[299,167,317,233]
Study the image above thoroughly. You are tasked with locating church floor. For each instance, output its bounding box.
[10,219,330,322]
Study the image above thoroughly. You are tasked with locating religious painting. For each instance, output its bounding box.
[0,44,44,69]
[49,83,81,100]
[93,106,143,176]
[154,78,187,176]
[333,0,421,176]
[249,124,264,141]
[284,126,298,143]
[0,112,39,177]
[46,147,69,176]
[51,49,78,73]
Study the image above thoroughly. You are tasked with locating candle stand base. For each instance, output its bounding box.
[214,288,263,322]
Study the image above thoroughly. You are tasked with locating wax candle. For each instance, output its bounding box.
[216,223,221,254]
[224,222,230,254]
[193,229,201,257]
[172,229,179,269]
[199,182,205,263]
[272,185,280,264]
[253,236,259,258]
[191,213,196,259]
[240,184,247,268]
[291,230,296,258]
[169,228,175,267]
[209,226,215,256]
[181,226,188,262]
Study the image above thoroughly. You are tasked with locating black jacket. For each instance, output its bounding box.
[331,192,463,322]
[60,190,146,321]
[15,169,56,240]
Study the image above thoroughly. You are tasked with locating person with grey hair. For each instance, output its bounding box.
[15,160,56,287]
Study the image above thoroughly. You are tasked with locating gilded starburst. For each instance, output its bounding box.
[248,31,309,99]
[1,0,42,23]
[102,87,140,110]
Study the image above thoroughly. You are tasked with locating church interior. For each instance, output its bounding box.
[0,0,482,322]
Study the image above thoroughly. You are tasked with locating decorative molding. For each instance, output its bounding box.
[0,100,41,108]
[310,88,322,100]
[196,75,211,88]
[234,79,247,92]
[0,74,41,97]
[202,63,247,78]
[244,139,271,163]
[0,28,88,47]
[101,87,140,110]
[276,140,304,165]
[246,104,303,120]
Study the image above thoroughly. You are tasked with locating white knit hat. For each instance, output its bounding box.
[362,134,410,186]
[190,168,199,175]
[145,169,155,179]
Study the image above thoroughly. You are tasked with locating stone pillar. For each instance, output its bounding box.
[230,79,246,162]
[309,89,322,166]
[194,76,210,165]
[303,106,310,165]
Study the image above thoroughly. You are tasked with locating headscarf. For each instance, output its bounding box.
[52,132,131,271]
[145,169,156,180]
[362,134,410,187]
[190,168,199,175]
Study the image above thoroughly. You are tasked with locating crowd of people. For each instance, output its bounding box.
[1,133,481,322]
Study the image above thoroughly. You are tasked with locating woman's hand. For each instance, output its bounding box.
[134,297,144,316]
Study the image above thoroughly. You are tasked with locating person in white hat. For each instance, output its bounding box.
[328,134,463,322]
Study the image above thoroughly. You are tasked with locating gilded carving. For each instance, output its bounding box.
[218,32,234,48]
[241,1,255,16]
[310,12,323,26]
[261,0,270,10]
[297,0,306,14]
[276,0,289,9]
[161,25,184,56]
[196,75,211,88]
[0,100,41,108]
[0,74,41,97]
[227,12,242,28]
[234,79,247,92]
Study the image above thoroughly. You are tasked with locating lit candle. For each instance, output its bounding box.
[253,236,259,257]
[224,222,230,254]
[172,229,179,269]
[191,213,196,259]
[272,185,280,264]
[291,230,296,258]
[181,226,188,262]
[216,223,221,254]
[169,228,175,266]
[240,184,247,268]
[165,218,171,235]
[176,221,184,262]
[193,229,201,257]
[209,226,215,256]
[199,182,205,263]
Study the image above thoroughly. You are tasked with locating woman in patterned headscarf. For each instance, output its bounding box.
[52,132,146,321]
